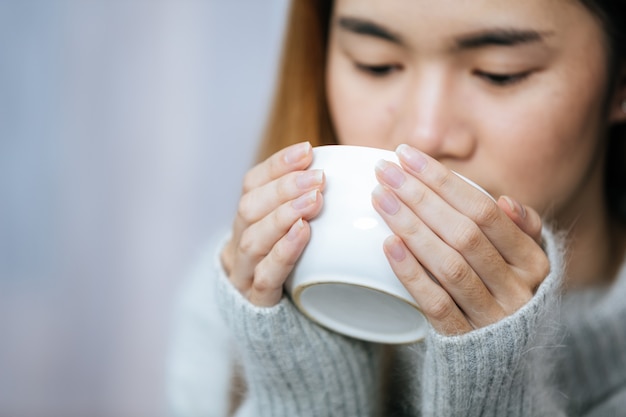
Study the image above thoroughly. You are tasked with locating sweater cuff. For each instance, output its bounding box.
[213,243,383,417]
[420,227,566,417]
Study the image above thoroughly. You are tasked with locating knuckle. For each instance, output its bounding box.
[242,170,257,193]
[401,218,425,240]
[274,202,301,231]
[252,261,286,296]
[453,222,483,253]
[407,187,428,208]
[432,169,453,191]
[238,228,263,259]
[425,293,455,322]
[237,194,256,224]
[268,152,284,175]
[252,266,274,294]
[440,255,471,287]
[533,253,551,285]
[399,268,421,288]
[514,251,550,297]
[276,176,294,200]
[471,200,500,227]
[271,241,294,266]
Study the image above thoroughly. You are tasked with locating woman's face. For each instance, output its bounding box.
[326,0,622,222]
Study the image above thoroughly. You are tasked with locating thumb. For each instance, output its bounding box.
[498,195,543,246]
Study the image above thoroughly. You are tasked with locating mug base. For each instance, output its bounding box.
[293,281,428,344]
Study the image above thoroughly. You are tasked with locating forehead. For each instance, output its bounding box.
[331,0,601,44]
[332,0,583,17]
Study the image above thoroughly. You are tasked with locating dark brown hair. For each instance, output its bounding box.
[586,0,626,222]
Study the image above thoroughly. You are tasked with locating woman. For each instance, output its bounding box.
[169,0,626,415]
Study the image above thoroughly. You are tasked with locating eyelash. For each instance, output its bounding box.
[355,62,532,87]
[355,63,400,76]
[474,70,532,86]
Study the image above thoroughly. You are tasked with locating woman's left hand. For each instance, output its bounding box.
[372,144,549,335]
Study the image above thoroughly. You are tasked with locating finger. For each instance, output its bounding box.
[495,197,548,290]
[220,239,235,277]
[374,160,518,300]
[231,166,324,277]
[497,196,543,246]
[382,235,472,335]
[242,141,313,193]
[395,144,540,267]
[248,219,310,307]
[373,185,508,327]
[231,190,323,291]
[226,142,314,277]
[376,155,542,309]
[237,169,325,227]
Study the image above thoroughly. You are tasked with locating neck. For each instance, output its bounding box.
[562,219,620,291]
[558,196,626,291]
[547,137,626,290]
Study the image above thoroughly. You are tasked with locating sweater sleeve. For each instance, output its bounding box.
[214,243,384,417]
[166,234,236,417]
[419,227,567,416]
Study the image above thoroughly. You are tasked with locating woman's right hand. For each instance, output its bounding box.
[220,141,325,307]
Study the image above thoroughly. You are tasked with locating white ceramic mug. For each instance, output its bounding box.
[285,145,491,344]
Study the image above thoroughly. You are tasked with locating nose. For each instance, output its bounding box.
[393,68,475,160]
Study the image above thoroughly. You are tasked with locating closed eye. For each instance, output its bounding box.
[355,63,401,76]
[474,70,532,86]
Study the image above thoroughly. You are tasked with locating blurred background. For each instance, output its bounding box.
[0,1,288,415]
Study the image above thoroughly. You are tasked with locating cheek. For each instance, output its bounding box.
[499,29,612,212]
[335,102,395,147]
[327,64,396,148]
[482,81,607,213]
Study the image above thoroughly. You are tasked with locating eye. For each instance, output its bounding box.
[355,63,401,77]
[474,70,531,86]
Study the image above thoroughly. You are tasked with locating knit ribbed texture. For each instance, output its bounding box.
[196,227,626,416]
[557,259,626,415]
[418,227,567,416]
[215,263,383,417]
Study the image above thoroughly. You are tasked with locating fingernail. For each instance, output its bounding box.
[375,160,405,189]
[385,236,406,262]
[518,201,527,218]
[292,190,318,210]
[296,169,323,189]
[287,218,304,241]
[372,185,400,215]
[502,196,526,218]
[397,144,427,173]
[284,142,311,164]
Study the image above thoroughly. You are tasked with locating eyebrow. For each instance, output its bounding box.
[337,17,404,45]
[454,29,553,50]
[337,16,552,51]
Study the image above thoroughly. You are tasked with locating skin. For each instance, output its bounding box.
[222,0,626,335]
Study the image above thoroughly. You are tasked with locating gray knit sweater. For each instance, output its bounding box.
[167,229,626,416]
